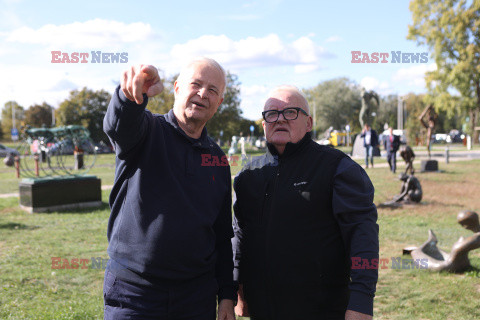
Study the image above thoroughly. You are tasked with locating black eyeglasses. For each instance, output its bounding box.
[262,107,309,123]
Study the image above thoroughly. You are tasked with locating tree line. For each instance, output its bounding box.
[2,0,480,148]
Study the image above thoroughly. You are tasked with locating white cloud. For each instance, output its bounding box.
[5,19,160,49]
[392,63,437,87]
[167,34,334,75]
[360,77,393,95]
[239,85,269,120]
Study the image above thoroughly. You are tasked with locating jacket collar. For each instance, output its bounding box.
[266,132,312,158]
[164,109,212,149]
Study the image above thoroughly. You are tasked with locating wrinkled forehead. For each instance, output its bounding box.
[181,61,225,86]
[263,89,309,113]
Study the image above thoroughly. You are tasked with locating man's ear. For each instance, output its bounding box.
[306,116,313,132]
[262,120,266,136]
[174,80,179,95]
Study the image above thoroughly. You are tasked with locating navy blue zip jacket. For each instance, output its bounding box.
[103,86,236,301]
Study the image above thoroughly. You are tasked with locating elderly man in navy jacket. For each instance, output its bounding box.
[232,85,379,320]
[103,58,236,320]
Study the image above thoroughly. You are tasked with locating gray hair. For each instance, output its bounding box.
[267,85,310,114]
[176,57,227,98]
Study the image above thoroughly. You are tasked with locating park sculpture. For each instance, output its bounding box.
[418,104,437,159]
[405,211,480,273]
[379,173,422,208]
[400,145,415,175]
[7,125,101,213]
[359,88,380,129]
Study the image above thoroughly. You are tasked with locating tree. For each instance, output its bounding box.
[376,94,398,132]
[206,72,244,142]
[1,101,25,138]
[57,88,112,142]
[25,102,54,128]
[147,72,176,115]
[303,78,362,138]
[408,0,480,142]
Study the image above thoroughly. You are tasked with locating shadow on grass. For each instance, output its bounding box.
[52,201,110,214]
[0,222,40,230]
[464,266,480,278]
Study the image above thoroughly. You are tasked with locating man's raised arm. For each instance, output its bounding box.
[103,65,164,157]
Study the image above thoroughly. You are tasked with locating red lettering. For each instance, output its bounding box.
[71,52,79,63]
[351,51,361,63]
[61,52,71,63]
[370,258,378,269]
[79,52,89,63]
[79,259,89,269]
[379,52,389,63]
[220,155,229,166]
[211,156,221,167]
[51,257,61,269]
[361,258,370,269]
[70,258,79,269]
[351,257,362,269]
[51,51,61,63]
[361,52,371,63]
[379,258,389,269]
[61,258,70,269]
[201,154,212,166]
[371,52,379,63]
[230,155,239,167]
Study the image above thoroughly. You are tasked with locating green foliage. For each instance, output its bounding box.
[303,77,362,137]
[56,88,112,143]
[376,94,398,132]
[408,0,480,142]
[1,101,25,135]
[146,72,177,115]
[25,102,54,128]
[206,72,249,142]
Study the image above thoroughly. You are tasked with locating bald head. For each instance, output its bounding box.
[177,57,227,98]
[266,85,310,114]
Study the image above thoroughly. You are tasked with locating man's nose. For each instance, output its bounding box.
[276,113,287,123]
[198,87,208,99]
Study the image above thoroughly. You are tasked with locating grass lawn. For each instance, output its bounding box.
[1,152,480,319]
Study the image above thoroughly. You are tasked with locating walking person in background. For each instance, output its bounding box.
[384,127,400,174]
[360,123,379,169]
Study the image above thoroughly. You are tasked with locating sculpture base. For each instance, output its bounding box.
[421,160,439,172]
[19,176,102,213]
[351,134,380,158]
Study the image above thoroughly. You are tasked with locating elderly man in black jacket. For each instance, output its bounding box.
[232,85,379,320]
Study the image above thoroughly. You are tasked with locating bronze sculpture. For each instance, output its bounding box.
[407,211,480,272]
[379,173,422,208]
[393,173,422,203]
[400,145,415,175]
[418,104,437,158]
[359,88,379,128]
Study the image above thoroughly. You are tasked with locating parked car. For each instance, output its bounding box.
[0,143,19,157]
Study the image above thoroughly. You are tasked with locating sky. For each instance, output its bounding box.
[0,0,434,122]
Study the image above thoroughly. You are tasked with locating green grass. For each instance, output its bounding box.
[1,154,480,319]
